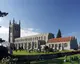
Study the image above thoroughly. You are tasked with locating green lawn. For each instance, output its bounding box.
[30,59,78,64]
[13,50,55,55]
[11,50,80,64]
[30,54,80,64]
[13,50,73,55]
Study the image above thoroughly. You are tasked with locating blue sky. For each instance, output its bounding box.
[0,0,80,43]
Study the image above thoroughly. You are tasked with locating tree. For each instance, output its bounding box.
[0,11,8,60]
[0,38,5,43]
[49,48,53,52]
[0,11,8,17]
[0,46,9,60]
[56,29,62,38]
[44,46,49,52]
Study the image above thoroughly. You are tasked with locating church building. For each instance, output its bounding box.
[8,19,78,51]
[8,19,54,50]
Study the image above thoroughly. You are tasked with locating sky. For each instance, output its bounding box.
[0,0,80,43]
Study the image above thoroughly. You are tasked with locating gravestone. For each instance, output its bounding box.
[64,59,66,62]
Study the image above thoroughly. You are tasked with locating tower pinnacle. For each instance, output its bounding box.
[13,18,15,24]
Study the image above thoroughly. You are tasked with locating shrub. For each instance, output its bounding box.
[49,48,53,52]
[0,46,10,60]
[74,48,78,50]
[43,46,49,52]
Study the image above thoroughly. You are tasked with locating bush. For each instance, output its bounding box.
[74,56,78,60]
[19,46,23,51]
[66,59,69,62]
[74,48,78,50]
[49,48,53,52]
[0,46,10,60]
[43,46,49,52]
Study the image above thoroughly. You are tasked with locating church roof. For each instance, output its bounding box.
[15,33,53,40]
[48,36,76,43]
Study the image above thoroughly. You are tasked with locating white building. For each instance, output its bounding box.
[47,36,78,51]
[14,33,54,50]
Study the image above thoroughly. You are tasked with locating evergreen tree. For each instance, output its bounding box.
[0,11,8,17]
[56,29,62,38]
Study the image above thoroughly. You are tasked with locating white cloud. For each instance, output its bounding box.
[0,26,39,41]
[21,29,39,37]
[0,18,2,22]
[27,28,34,31]
[0,26,9,41]
[0,26,9,33]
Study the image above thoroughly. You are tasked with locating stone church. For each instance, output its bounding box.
[9,19,54,50]
[9,19,78,51]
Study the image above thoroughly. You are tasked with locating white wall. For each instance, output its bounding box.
[46,41,71,50]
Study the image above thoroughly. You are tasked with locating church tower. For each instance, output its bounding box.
[9,19,20,48]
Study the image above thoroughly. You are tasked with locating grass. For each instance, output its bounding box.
[13,50,80,64]
[13,50,73,55]
[8,50,80,64]
[30,59,78,64]
[31,54,80,64]
[13,50,55,55]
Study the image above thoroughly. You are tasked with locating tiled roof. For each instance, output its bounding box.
[48,36,75,43]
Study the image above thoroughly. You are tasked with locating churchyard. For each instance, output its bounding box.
[10,50,80,64]
[0,53,80,64]
[30,54,80,64]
